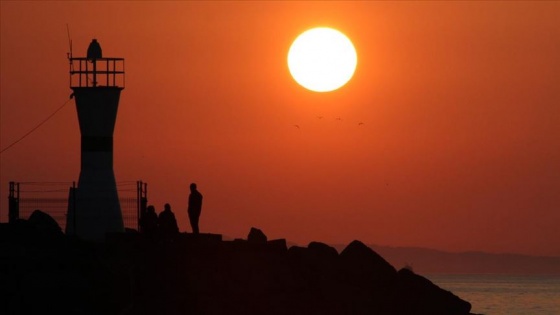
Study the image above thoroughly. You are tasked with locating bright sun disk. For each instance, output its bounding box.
[288,27,357,92]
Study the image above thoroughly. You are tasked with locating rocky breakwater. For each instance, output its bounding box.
[1,211,473,315]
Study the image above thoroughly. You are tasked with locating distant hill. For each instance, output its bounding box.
[330,244,560,275]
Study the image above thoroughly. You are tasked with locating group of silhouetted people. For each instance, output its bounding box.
[140,182,203,238]
[141,203,178,238]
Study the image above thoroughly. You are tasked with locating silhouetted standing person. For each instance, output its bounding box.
[188,183,203,234]
[158,203,179,239]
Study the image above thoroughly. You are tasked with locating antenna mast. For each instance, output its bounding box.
[66,24,73,71]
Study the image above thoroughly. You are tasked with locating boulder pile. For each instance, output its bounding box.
[0,212,472,315]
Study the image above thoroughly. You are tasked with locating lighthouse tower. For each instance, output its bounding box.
[66,39,125,240]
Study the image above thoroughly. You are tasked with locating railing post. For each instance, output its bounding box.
[137,181,148,232]
[137,181,142,232]
[141,182,147,226]
[8,182,20,223]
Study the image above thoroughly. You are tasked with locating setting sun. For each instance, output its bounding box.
[287,27,357,92]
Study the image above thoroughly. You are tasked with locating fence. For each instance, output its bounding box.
[8,181,147,232]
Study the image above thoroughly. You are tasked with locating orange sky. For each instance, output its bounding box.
[1,1,559,256]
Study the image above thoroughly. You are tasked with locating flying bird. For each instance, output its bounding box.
[336,117,343,121]
[358,122,364,126]
[293,124,300,129]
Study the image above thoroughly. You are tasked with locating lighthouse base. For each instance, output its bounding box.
[66,169,124,241]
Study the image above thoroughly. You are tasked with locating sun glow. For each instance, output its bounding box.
[288,27,357,92]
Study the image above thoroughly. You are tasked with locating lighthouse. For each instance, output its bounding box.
[66,39,125,240]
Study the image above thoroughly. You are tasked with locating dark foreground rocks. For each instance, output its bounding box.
[0,215,472,315]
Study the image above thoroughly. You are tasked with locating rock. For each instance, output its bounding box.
[28,209,63,236]
[267,239,288,252]
[1,217,128,314]
[394,268,472,315]
[247,227,267,244]
[308,241,339,260]
[339,240,397,289]
[287,244,306,255]
[305,242,339,284]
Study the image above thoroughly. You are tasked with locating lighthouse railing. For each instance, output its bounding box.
[6,181,142,232]
[69,57,125,88]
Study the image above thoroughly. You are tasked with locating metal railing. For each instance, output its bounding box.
[8,181,145,232]
[69,57,125,88]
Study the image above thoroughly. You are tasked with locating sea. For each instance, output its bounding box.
[426,274,560,315]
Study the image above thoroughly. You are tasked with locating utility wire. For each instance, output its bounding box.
[1,96,73,154]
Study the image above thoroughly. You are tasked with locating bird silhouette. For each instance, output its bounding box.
[336,117,343,121]
[293,124,300,129]
[358,122,364,126]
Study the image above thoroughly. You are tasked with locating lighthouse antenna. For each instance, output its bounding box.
[66,24,74,72]
[66,24,72,57]
[66,24,76,83]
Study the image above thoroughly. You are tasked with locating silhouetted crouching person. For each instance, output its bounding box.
[142,205,158,237]
[188,183,203,234]
[158,203,179,239]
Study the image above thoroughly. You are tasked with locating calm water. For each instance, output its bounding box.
[426,274,560,315]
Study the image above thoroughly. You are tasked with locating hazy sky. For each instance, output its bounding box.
[1,1,559,256]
